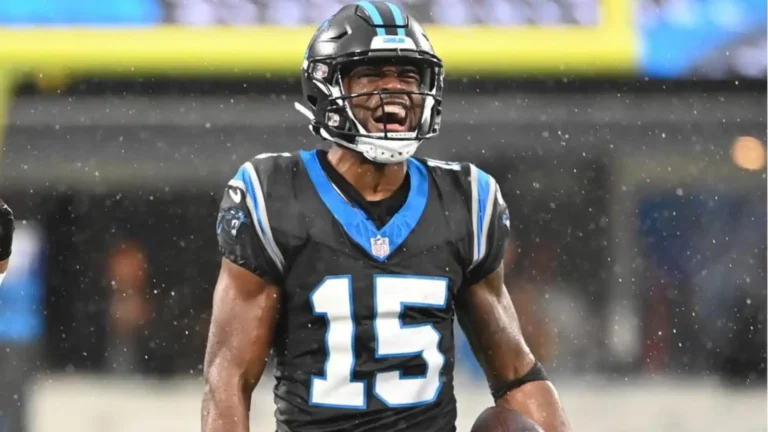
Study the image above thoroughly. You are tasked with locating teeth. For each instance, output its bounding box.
[383,104,406,117]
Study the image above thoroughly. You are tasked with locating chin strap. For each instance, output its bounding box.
[294,101,417,163]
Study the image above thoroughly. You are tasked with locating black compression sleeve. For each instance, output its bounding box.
[491,361,550,401]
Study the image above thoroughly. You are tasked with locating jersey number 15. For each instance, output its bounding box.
[309,275,449,409]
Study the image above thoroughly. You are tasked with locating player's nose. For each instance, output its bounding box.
[376,73,408,92]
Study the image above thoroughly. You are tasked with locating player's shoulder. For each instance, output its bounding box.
[221,151,306,251]
[227,151,303,193]
[417,156,505,229]
[416,156,499,193]
[241,151,303,180]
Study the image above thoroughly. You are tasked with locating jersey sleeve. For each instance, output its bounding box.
[216,160,286,284]
[464,165,511,286]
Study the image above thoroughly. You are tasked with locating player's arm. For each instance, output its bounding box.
[457,265,570,432]
[456,166,570,432]
[202,168,286,432]
[202,258,280,432]
[0,198,14,283]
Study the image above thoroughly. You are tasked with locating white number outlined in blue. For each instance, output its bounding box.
[309,275,449,409]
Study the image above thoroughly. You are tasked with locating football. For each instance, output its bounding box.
[470,406,545,432]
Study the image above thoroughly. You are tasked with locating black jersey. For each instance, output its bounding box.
[216,150,510,432]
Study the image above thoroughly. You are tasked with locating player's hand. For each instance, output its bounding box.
[0,198,14,263]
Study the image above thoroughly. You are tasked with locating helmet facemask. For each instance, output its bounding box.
[300,51,444,163]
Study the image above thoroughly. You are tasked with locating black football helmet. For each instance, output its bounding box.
[296,1,444,163]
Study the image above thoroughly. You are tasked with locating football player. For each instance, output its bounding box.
[202,2,571,432]
[0,198,13,282]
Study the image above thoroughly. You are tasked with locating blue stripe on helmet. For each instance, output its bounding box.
[357,1,386,36]
[385,2,406,36]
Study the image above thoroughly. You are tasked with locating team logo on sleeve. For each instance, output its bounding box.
[217,207,251,238]
[371,235,390,258]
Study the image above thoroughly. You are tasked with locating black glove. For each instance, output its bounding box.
[0,198,14,262]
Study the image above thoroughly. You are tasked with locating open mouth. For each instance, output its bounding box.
[371,102,409,132]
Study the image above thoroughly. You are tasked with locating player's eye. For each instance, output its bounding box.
[398,68,421,83]
[400,73,420,83]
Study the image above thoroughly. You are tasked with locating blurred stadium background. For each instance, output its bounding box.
[0,0,766,431]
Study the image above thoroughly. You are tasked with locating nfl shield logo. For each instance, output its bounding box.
[371,236,390,258]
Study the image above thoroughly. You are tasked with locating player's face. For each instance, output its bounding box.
[343,63,425,134]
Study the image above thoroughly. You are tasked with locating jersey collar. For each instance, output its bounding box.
[300,149,428,262]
